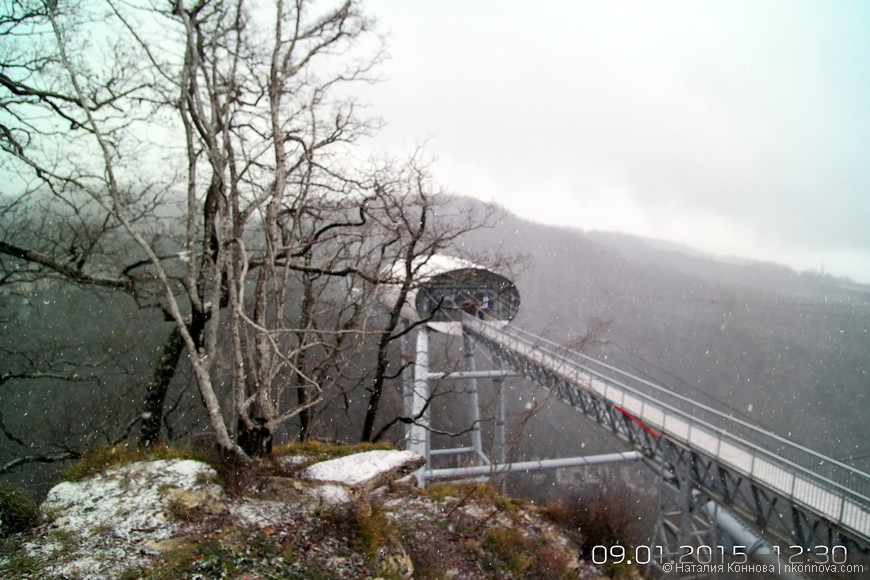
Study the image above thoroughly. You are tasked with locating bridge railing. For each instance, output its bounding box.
[463,316,870,543]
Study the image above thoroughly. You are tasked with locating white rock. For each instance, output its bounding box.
[300,450,425,491]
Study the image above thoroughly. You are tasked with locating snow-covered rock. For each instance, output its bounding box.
[22,451,422,578]
[43,459,221,542]
[35,459,222,579]
[299,449,425,492]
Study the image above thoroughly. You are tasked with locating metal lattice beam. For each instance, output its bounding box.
[463,317,870,562]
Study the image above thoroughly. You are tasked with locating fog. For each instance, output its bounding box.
[360,0,870,283]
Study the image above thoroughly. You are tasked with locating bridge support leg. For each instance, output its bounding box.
[493,355,506,465]
[653,459,720,576]
[401,321,414,420]
[463,334,489,466]
[407,327,431,484]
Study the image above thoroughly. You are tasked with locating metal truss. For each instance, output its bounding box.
[464,319,870,573]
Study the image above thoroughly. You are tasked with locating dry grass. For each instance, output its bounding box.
[60,443,207,482]
[545,483,646,579]
[0,481,39,536]
[273,440,393,463]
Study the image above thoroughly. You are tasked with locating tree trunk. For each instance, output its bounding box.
[138,311,206,447]
[138,326,185,447]
[297,387,311,441]
[237,417,273,457]
[360,328,395,442]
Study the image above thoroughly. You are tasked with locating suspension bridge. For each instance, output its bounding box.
[382,255,870,578]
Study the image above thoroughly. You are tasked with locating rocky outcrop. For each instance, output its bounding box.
[2,448,613,579]
[299,449,425,493]
[31,459,225,578]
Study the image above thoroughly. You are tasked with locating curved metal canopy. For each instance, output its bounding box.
[377,255,520,334]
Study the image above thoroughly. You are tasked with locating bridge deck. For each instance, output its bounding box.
[462,316,870,548]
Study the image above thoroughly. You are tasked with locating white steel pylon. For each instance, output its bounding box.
[403,326,513,486]
[403,325,640,487]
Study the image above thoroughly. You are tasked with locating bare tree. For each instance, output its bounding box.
[0,0,385,460]
[355,163,505,442]
[1,0,509,465]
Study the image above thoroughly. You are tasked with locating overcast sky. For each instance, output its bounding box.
[356,0,870,284]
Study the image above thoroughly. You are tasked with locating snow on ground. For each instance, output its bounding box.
[3,450,608,579]
[14,450,424,579]
[43,459,219,542]
[228,482,352,529]
[32,459,221,579]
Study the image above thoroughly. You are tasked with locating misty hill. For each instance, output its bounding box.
[2,193,866,505]
[454,197,870,468]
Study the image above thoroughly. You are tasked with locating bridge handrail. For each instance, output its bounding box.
[540,340,868,497]
[463,317,870,541]
[522,328,867,483]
